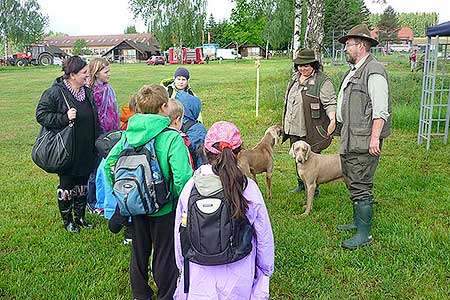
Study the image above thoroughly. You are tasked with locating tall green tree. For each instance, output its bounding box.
[0,0,48,57]
[204,14,232,47]
[129,0,207,50]
[370,12,438,37]
[263,0,294,50]
[226,0,267,46]
[72,39,91,55]
[377,5,400,47]
[124,25,138,34]
[323,0,369,49]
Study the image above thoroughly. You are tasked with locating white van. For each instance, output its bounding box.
[216,48,241,60]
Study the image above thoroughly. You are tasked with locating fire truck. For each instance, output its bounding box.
[167,47,204,64]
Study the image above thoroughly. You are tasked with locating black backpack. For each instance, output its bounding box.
[95,130,123,158]
[179,185,253,292]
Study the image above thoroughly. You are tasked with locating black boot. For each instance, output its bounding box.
[290,177,305,193]
[74,194,95,229]
[342,199,373,250]
[57,189,79,233]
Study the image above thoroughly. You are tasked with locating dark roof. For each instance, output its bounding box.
[102,39,160,56]
[46,45,68,56]
[427,21,450,37]
[44,33,158,48]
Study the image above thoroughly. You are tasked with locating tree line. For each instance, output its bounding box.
[1,0,441,58]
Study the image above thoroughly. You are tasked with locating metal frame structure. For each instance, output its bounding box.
[418,24,450,150]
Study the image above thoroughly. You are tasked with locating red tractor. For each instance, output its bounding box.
[7,44,67,66]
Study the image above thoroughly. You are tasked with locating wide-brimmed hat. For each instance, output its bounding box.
[204,121,243,154]
[293,48,318,65]
[338,24,379,47]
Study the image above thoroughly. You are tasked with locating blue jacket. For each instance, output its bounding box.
[175,91,207,169]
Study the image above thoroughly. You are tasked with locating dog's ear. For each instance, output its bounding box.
[289,144,295,158]
[304,143,311,161]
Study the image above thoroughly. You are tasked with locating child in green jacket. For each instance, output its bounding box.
[105,85,192,300]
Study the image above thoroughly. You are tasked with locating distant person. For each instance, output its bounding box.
[336,24,392,249]
[282,48,336,194]
[161,67,203,123]
[409,49,417,72]
[87,57,120,215]
[104,85,192,300]
[36,55,101,233]
[173,121,275,300]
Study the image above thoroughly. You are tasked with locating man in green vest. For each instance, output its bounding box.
[336,24,392,249]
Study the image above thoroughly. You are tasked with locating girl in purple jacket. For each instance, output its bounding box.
[174,121,275,300]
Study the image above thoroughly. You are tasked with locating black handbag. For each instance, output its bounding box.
[32,92,75,174]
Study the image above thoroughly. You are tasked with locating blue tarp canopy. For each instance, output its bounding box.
[426,21,450,37]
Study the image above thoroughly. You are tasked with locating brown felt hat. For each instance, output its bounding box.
[338,24,379,47]
[293,48,318,65]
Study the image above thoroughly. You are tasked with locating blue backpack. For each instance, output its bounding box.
[113,135,171,216]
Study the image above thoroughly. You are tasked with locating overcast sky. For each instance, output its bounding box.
[37,0,448,36]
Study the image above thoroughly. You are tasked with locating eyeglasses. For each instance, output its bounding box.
[345,42,360,49]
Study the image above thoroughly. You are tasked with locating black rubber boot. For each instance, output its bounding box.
[57,189,79,233]
[337,202,357,231]
[74,195,95,229]
[290,177,305,193]
[342,199,373,250]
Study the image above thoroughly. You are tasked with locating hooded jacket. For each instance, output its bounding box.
[104,113,192,217]
[176,91,207,169]
[174,164,275,299]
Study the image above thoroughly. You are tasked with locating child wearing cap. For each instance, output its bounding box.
[173,121,275,300]
[104,85,192,300]
[161,67,203,123]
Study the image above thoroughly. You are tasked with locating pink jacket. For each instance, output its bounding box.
[174,164,275,300]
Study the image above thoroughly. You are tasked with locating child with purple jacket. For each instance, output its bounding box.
[173,121,275,300]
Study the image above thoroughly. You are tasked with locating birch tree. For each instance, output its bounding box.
[304,0,324,61]
[292,0,302,58]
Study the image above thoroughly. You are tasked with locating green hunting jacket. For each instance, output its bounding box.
[339,55,392,154]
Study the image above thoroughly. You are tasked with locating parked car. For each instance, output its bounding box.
[147,56,165,65]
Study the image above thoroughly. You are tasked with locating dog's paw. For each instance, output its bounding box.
[301,211,310,216]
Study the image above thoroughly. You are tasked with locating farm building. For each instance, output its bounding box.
[43,33,160,60]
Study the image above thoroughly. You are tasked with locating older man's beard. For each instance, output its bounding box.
[345,52,356,65]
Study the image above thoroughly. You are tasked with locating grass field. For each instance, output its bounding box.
[0,56,449,300]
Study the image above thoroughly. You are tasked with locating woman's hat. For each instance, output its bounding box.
[204,121,243,154]
[293,48,318,65]
[338,24,379,47]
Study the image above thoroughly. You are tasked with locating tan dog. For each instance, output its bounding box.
[289,140,344,215]
[238,125,282,199]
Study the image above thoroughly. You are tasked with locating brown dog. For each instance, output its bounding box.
[238,125,282,199]
[289,140,344,215]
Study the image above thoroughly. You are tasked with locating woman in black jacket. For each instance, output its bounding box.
[36,56,101,233]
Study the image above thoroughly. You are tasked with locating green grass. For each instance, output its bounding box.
[0,56,449,299]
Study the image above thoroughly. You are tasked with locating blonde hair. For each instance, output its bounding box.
[136,85,168,114]
[88,58,110,87]
[167,99,184,122]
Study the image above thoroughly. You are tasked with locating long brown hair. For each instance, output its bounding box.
[206,145,249,219]
[87,58,109,87]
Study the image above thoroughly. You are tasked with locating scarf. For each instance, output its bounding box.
[93,83,120,133]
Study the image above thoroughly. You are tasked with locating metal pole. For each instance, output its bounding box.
[255,59,261,117]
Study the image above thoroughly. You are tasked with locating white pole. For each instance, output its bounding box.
[255,59,261,117]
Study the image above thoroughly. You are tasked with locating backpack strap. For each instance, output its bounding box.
[181,120,198,133]
[167,86,174,98]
